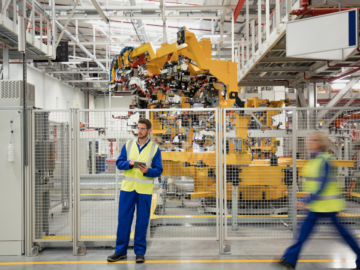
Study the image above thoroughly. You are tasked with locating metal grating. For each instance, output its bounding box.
[33,111,71,241]
[1,81,20,98]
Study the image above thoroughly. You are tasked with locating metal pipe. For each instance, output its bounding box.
[291,0,359,16]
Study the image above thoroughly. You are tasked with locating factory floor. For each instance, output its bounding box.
[0,239,358,270]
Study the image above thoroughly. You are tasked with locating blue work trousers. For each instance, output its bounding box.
[283,211,360,267]
[115,190,152,256]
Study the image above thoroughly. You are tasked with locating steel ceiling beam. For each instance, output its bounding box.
[55,20,106,70]
[260,57,322,63]
[64,79,109,83]
[238,81,288,86]
[322,91,360,129]
[216,0,231,58]
[250,66,311,72]
[316,77,360,121]
[159,0,168,44]
[244,75,297,80]
[129,0,148,43]
[1,0,11,14]
[55,0,81,48]
[296,88,308,108]
[56,14,221,20]
[89,0,109,24]
[233,0,246,22]
[46,70,108,74]
[270,44,286,51]
[44,5,236,11]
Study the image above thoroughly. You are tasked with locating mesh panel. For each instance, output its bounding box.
[224,108,294,239]
[297,108,360,238]
[78,109,217,241]
[31,107,360,245]
[34,111,71,241]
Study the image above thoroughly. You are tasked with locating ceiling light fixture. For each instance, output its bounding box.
[63,61,83,64]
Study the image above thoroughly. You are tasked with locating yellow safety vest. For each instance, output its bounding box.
[122,139,158,195]
[302,152,345,212]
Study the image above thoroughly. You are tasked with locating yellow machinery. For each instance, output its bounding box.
[108,27,356,213]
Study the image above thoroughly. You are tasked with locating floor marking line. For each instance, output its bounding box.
[0,259,342,265]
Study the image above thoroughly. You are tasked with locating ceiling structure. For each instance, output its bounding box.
[32,0,255,95]
[1,0,360,97]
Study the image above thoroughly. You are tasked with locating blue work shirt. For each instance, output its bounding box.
[116,138,163,178]
[305,152,330,204]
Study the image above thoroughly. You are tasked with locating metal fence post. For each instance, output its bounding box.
[72,108,86,256]
[219,108,230,254]
[292,109,298,238]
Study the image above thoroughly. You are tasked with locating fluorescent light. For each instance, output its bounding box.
[63,61,83,64]
[332,79,350,83]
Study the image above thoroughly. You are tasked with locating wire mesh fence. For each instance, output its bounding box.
[296,108,360,238]
[77,109,218,241]
[33,111,71,241]
[223,107,294,239]
[77,110,145,241]
[31,107,360,246]
[147,109,218,239]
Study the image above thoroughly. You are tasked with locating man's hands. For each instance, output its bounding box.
[138,164,149,174]
[296,201,308,211]
[129,160,148,174]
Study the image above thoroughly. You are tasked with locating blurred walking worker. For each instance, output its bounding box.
[278,131,360,270]
[107,119,163,264]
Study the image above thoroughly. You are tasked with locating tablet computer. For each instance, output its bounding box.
[134,160,147,168]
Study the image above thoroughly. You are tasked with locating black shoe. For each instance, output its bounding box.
[276,260,295,269]
[107,253,127,262]
[136,254,145,263]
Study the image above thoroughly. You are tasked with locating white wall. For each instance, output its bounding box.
[9,63,92,109]
[89,94,95,109]
[95,96,133,110]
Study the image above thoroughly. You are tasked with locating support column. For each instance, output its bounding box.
[344,137,349,177]
[296,85,307,159]
[3,45,9,79]
[307,83,317,129]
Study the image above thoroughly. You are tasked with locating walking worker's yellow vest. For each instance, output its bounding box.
[302,152,345,212]
[122,139,158,195]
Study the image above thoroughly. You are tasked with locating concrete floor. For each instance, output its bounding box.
[0,239,358,270]
[26,198,360,269]
[45,200,360,240]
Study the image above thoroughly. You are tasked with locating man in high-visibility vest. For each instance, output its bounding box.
[277,131,360,270]
[107,119,162,264]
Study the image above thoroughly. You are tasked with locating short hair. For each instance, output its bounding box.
[310,131,329,151]
[138,118,152,129]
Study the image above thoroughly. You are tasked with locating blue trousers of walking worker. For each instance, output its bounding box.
[282,211,360,267]
[115,190,152,255]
